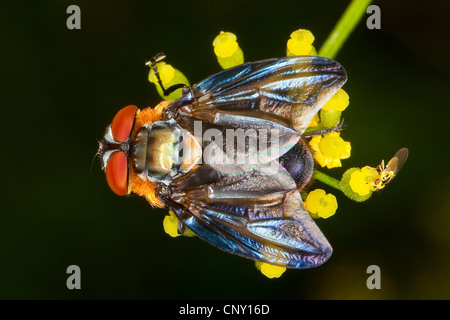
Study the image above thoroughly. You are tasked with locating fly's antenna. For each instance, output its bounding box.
[91,139,106,172]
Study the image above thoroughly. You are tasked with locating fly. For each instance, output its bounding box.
[98,54,348,269]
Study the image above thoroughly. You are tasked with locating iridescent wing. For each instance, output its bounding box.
[159,160,332,269]
[165,56,347,135]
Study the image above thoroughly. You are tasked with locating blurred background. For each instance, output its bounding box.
[0,0,449,299]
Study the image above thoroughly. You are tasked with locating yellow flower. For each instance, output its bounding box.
[349,166,379,196]
[322,89,349,111]
[309,132,351,169]
[213,31,244,69]
[305,189,338,219]
[286,29,317,56]
[163,211,180,238]
[213,31,238,57]
[148,61,190,100]
[340,168,373,202]
[255,261,286,279]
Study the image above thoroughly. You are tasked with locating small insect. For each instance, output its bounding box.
[372,148,409,191]
[98,54,347,269]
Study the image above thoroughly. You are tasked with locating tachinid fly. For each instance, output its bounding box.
[98,55,347,269]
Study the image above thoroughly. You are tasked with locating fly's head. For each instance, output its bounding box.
[97,101,198,207]
[97,105,138,196]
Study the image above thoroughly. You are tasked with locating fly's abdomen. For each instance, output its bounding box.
[279,139,314,190]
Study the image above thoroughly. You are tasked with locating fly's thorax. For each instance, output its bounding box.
[130,120,201,185]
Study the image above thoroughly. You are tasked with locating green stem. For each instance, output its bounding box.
[319,0,373,59]
[314,170,342,191]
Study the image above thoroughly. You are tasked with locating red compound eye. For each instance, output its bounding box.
[105,151,128,196]
[110,105,138,142]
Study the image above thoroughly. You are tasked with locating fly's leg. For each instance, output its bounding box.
[177,220,186,235]
[146,53,190,97]
[303,118,345,138]
[177,219,196,237]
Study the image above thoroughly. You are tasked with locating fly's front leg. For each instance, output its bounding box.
[176,213,196,237]
[177,220,187,235]
[146,53,190,97]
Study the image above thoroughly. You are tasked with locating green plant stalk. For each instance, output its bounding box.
[314,170,342,191]
[319,0,373,59]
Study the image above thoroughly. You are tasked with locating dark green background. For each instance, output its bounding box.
[1,0,449,299]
